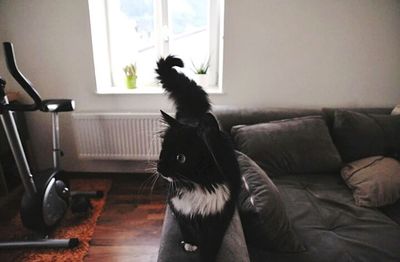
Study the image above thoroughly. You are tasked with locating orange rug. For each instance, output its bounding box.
[0,179,112,262]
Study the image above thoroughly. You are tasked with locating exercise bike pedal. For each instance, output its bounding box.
[70,195,93,214]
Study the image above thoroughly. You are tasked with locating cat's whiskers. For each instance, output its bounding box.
[144,131,162,164]
[138,169,158,194]
[170,180,174,194]
[169,179,179,195]
[144,164,157,173]
[150,173,161,196]
[138,176,153,194]
[168,180,173,194]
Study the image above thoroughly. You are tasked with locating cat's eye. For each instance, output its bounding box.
[176,154,186,164]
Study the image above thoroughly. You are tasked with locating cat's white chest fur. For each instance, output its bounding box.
[171,183,230,216]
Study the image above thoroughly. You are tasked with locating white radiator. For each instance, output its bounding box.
[72,113,163,160]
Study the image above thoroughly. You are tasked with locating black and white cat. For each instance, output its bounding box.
[156,56,241,261]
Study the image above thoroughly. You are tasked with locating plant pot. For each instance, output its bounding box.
[125,76,137,89]
[194,73,209,87]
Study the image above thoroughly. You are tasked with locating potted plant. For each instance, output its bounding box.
[123,64,137,89]
[192,59,209,87]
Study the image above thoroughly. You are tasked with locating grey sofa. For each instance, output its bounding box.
[157,107,400,262]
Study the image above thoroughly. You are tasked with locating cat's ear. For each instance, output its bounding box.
[197,113,220,144]
[198,113,225,175]
[199,113,220,131]
[160,110,178,127]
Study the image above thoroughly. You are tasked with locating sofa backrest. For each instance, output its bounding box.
[214,106,393,135]
[322,107,392,131]
[214,107,321,134]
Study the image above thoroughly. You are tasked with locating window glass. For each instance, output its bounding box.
[168,0,210,75]
[88,0,222,92]
[111,0,157,87]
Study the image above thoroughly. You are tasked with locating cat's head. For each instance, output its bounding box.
[157,110,224,186]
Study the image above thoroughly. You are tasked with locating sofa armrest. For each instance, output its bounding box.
[157,205,250,262]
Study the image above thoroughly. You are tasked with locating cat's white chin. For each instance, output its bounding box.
[171,183,230,216]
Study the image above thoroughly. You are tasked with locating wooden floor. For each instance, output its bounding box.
[85,174,167,262]
[0,173,168,262]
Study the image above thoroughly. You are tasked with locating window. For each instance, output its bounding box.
[88,0,224,93]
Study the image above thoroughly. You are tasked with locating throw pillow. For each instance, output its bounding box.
[391,105,400,115]
[236,151,305,252]
[332,110,385,163]
[231,116,342,176]
[341,156,400,207]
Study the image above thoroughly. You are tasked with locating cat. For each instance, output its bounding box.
[156,56,241,262]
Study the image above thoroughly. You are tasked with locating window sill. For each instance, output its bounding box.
[96,86,224,95]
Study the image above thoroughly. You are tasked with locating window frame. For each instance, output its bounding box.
[88,0,224,94]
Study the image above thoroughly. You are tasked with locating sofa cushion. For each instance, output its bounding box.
[322,107,392,132]
[232,116,342,176]
[341,156,400,207]
[332,111,400,162]
[380,199,400,225]
[332,110,385,162]
[368,114,400,159]
[236,151,304,252]
[248,174,400,262]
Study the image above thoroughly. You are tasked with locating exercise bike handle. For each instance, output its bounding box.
[2,42,42,111]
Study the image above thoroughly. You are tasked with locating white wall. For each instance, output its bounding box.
[1,0,400,172]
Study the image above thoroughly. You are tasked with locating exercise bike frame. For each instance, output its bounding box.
[0,90,37,198]
[0,42,80,249]
[0,42,103,250]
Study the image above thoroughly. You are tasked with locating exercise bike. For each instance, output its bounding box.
[0,42,102,249]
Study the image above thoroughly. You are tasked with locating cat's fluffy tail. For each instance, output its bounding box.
[156,55,211,120]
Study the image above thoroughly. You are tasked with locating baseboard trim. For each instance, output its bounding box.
[63,171,152,180]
